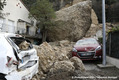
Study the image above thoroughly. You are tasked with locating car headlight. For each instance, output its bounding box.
[72,48,77,52]
[96,46,101,51]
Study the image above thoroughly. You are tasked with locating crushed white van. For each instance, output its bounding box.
[0,32,39,80]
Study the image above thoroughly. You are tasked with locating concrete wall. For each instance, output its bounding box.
[0,0,37,34]
[106,56,119,68]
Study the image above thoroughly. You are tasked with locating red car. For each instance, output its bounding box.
[72,38,102,60]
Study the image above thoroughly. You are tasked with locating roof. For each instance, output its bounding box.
[19,0,30,12]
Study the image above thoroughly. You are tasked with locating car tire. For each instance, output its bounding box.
[0,73,7,80]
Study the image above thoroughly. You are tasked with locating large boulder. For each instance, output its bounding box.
[91,9,98,25]
[85,9,99,37]
[47,1,92,41]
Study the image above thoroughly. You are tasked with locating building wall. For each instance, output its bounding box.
[0,0,37,34]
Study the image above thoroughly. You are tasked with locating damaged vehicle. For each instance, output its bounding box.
[72,38,102,60]
[0,32,39,80]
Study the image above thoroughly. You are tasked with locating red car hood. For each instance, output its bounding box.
[74,44,99,52]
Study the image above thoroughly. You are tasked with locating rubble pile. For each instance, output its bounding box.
[70,56,85,71]
[33,40,85,80]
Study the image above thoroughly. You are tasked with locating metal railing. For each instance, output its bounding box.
[106,32,119,59]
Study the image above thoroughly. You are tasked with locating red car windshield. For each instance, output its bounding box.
[76,38,98,46]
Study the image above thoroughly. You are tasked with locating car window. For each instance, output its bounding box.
[76,38,98,45]
[10,37,33,51]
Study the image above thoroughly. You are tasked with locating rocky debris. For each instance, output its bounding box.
[85,7,113,38]
[46,71,78,80]
[49,61,75,74]
[49,40,75,60]
[85,24,100,37]
[70,56,85,71]
[85,23,113,38]
[33,40,85,79]
[19,41,30,50]
[32,78,37,80]
[47,1,92,41]
[59,40,70,46]
[34,42,56,73]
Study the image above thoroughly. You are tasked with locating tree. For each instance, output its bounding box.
[30,0,56,42]
[105,0,118,22]
[106,0,117,5]
[22,0,36,10]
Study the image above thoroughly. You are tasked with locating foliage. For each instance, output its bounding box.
[107,25,119,33]
[29,0,56,42]
[30,0,56,30]
[106,0,117,5]
[0,0,6,10]
[98,37,102,44]
[22,0,36,10]
[110,26,119,32]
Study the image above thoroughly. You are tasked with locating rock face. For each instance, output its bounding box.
[47,1,92,41]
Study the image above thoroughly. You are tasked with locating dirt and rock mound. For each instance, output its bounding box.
[33,40,85,80]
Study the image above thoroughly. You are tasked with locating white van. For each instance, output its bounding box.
[0,32,39,80]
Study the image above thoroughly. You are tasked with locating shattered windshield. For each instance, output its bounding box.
[10,37,33,50]
[76,38,98,45]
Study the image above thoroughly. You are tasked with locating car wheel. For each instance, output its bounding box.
[0,73,7,80]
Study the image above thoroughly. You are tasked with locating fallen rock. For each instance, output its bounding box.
[85,8,99,37]
[19,41,30,50]
[91,9,99,25]
[46,70,77,80]
[59,40,70,47]
[85,24,100,37]
[85,23,113,38]
[33,41,86,80]
[34,42,56,73]
[49,40,75,60]
[70,57,85,71]
[47,1,92,41]
[49,61,75,74]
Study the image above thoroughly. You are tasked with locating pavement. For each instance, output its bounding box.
[81,60,119,80]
